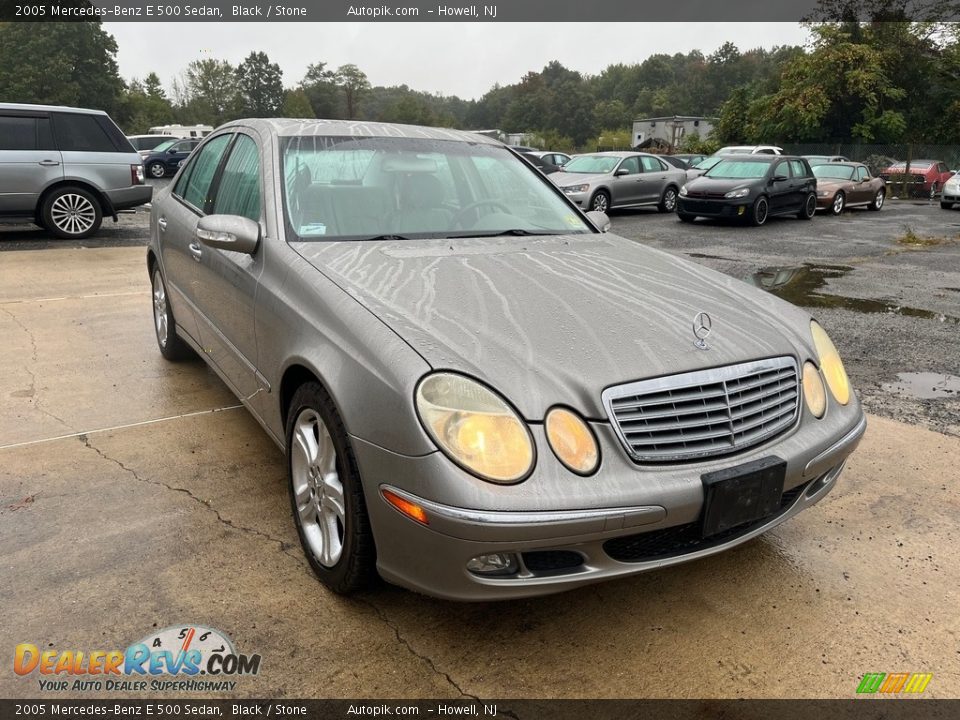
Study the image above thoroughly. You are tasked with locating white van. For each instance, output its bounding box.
[147,124,213,139]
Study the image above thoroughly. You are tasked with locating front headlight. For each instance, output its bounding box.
[724,187,750,198]
[802,361,826,418]
[545,407,599,475]
[415,373,535,483]
[562,184,589,194]
[810,321,850,405]
[679,185,688,196]
[817,190,831,197]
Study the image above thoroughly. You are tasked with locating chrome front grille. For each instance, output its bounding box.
[602,357,800,463]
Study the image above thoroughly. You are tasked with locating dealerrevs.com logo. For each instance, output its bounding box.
[14,625,261,693]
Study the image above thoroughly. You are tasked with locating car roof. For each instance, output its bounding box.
[127,134,174,139]
[712,154,790,162]
[0,102,106,116]
[815,161,861,168]
[237,118,503,145]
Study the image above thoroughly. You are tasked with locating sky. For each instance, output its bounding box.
[105,22,811,100]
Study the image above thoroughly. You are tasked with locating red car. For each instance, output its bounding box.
[879,159,953,196]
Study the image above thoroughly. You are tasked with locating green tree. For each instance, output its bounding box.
[236,51,284,117]
[282,88,315,118]
[301,62,340,119]
[334,64,370,119]
[119,72,175,133]
[174,58,239,126]
[0,22,124,114]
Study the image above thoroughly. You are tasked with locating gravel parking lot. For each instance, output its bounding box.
[1,186,958,699]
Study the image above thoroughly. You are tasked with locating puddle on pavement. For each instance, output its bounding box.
[881,373,960,399]
[747,264,960,325]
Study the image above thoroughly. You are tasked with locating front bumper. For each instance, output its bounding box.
[677,196,750,218]
[355,406,867,600]
[561,190,587,207]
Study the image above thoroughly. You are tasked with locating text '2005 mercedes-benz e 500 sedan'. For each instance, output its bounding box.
[147,119,866,600]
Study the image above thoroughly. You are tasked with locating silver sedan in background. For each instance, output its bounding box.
[148,119,865,600]
[551,151,687,213]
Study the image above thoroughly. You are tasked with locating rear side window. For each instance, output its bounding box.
[53,114,118,152]
[213,135,261,221]
[790,160,807,177]
[178,134,232,212]
[0,116,38,150]
[641,156,664,172]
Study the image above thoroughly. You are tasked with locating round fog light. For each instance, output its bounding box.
[466,553,519,577]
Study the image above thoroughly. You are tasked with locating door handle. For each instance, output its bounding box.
[38,159,60,167]
[188,243,203,262]
[157,217,167,232]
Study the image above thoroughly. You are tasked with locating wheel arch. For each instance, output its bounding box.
[36,180,114,224]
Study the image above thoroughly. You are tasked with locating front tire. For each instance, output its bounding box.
[658,186,678,213]
[942,201,954,210]
[148,161,166,179]
[830,191,845,216]
[41,186,102,239]
[750,196,769,226]
[287,382,377,594]
[589,190,610,213]
[151,268,194,361]
[678,212,695,223]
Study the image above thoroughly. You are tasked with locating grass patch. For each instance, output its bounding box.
[895,226,957,247]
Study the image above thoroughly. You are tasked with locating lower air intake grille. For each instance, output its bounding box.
[602,357,800,464]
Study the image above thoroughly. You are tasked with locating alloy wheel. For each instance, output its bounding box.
[152,271,168,348]
[291,408,346,568]
[50,193,96,236]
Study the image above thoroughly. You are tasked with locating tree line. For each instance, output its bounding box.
[0,19,958,152]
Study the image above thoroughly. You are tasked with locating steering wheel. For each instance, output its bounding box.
[452,199,511,228]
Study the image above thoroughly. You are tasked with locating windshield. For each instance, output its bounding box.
[562,155,620,174]
[153,139,177,153]
[814,165,856,180]
[694,157,723,170]
[281,136,592,241]
[705,159,772,179]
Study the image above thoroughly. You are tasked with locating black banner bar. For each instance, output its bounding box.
[2,0,960,22]
[1,699,959,720]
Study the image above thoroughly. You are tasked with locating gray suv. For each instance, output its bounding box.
[0,103,152,239]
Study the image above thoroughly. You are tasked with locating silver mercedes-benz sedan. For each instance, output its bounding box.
[148,119,866,601]
[550,151,687,214]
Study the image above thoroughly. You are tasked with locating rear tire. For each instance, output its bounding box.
[798,192,817,220]
[750,196,769,226]
[41,186,102,239]
[830,191,845,216]
[151,267,194,361]
[286,382,377,595]
[148,161,166,179]
[658,186,678,213]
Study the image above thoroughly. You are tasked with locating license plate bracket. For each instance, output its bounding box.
[701,456,786,538]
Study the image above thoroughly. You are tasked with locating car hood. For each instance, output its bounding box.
[292,235,814,420]
[684,176,762,195]
[550,172,608,187]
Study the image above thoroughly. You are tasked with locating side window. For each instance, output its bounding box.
[172,141,193,153]
[52,114,117,152]
[177,135,232,212]
[213,135,261,221]
[938,162,949,174]
[640,156,663,172]
[619,156,641,174]
[856,166,869,181]
[790,160,806,177]
[0,116,38,150]
[774,161,790,178]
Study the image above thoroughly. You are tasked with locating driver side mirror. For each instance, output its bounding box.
[614,168,630,176]
[586,210,611,233]
[772,174,789,182]
[196,215,260,255]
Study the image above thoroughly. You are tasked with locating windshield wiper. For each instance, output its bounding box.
[357,234,412,241]
[449,229,560,238]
